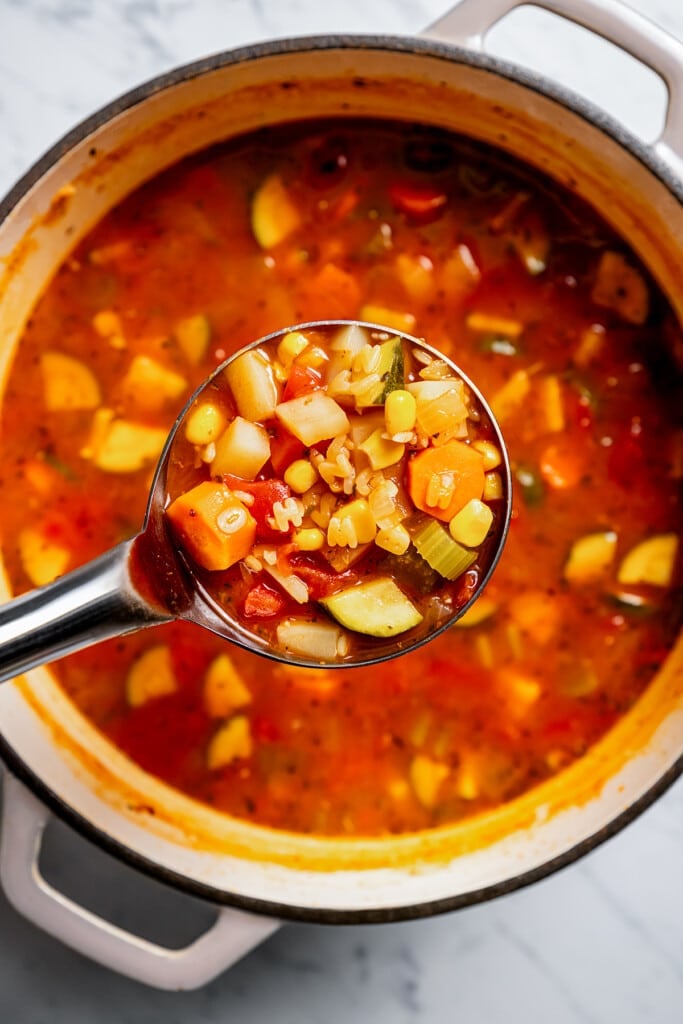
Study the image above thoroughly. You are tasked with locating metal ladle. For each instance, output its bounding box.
[0,321,511,679]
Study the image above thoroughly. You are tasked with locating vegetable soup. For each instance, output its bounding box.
[164,323,509,662]
[1,119,681,835]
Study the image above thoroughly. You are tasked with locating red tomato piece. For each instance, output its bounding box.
[389,181,448,222]
[243,583,285,618]
[282,363,323,401]
[269,426,307,476]
[286,554,355,600]
[222,475,291,540]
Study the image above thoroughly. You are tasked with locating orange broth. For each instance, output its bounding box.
[1,119,681,835]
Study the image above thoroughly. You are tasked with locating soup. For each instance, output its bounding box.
[163,323,508,662]
[1,119,680,835]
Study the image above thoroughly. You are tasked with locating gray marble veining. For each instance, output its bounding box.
[1,1,683,1021]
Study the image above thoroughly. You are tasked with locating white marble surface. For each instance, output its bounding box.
[1,0,683,1019]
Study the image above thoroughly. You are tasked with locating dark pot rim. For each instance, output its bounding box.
[1,32,681,924]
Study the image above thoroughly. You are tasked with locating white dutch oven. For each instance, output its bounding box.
[1,0,682,991]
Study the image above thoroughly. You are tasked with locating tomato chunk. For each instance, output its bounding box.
[222,475,291,541]
[243,583,285,618]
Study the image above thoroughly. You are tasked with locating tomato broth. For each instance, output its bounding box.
[1,119,681,835]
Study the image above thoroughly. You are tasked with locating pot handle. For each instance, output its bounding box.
[423,0,683,172]
[0,771,280,990]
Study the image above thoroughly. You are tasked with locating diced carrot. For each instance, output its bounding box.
[408,440,486,522]
[298,262,362,320]
[166,481,256,571]
[539,441,585,490]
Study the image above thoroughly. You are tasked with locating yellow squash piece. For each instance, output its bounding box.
[174,313,211,364]
[207,716,253,769]
[409,755,449,809]
[18,528,70,586]
[251,174,301,249]
[617,534,678,587]
[203,654,252,718]
[126,645,177,707]
[359,304,416,334]
[564,531,617,584]
[41,351,101,411]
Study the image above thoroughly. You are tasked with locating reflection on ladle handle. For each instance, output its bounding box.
[0,541,170,685]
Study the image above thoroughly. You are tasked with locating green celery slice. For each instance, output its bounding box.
[412,519,477,580]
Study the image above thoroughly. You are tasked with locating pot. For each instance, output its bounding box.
[0,0,682,991]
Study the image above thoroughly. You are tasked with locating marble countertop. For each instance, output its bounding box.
[1,0,683,1020]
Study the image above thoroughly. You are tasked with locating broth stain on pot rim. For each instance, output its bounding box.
[0,30,681,921]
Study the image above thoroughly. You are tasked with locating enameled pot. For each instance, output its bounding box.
[0,0,682,990]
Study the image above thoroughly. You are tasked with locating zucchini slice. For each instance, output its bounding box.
[321,577,423,637]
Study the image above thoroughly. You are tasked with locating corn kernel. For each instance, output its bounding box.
[277,331,308,366]
[385,389,417,435]
[294,527,325,551]
[472,439,502,470]
[327,498,376,548]
[449,499,494,546]
[284,458,319,494]
[483,471,503,501]
[185,403,227,446]
[376,524,411,555]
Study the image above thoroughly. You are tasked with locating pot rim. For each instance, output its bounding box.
[1,32,682,924]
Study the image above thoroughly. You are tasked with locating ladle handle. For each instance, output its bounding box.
[0,541,169,684]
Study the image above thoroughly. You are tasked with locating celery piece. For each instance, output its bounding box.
[412,519,477,580]
[514,463,545,507]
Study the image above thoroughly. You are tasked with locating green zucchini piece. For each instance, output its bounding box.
[356,336,404,407]
[617,534,678,588]
[321,578,423,637]
[412,519,477,580]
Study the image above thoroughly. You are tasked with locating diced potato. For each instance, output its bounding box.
[174,313,211,364]
[207,716,253,770]
[251,174,301,249]
[211,417,271,480]
[489,369,531,423]
[276,618,348,660]
[507,589,561,644]
[466,312,523,339]
[327,324,371,380]
[591,250,649,324]
[18,528,70,586]
[409,755,449,809]
[166,482,256,571]
[564,531,617,584]
[497,666,542,717]
[203,653,251,717]
[275,391,349,446]
[440,244,481,298]
[93,420,168,473]
[358,429,405,470]
[359,304,416,334]
[126,645,177,707]
[617,534,678,587]
[122,355,188,412]
[395,253,436,303]
[540,374,565,433]
[41,352,101,411]
[224,349,279,422]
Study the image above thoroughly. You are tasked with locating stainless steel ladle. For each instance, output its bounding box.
[0,321,511,679]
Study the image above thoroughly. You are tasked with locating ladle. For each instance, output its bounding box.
[0,321,511,678]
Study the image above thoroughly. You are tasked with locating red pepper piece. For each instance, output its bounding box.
[269,426,307,477]
[223,475,291,541]
[389,181,448,222]
[243,583,285,618]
